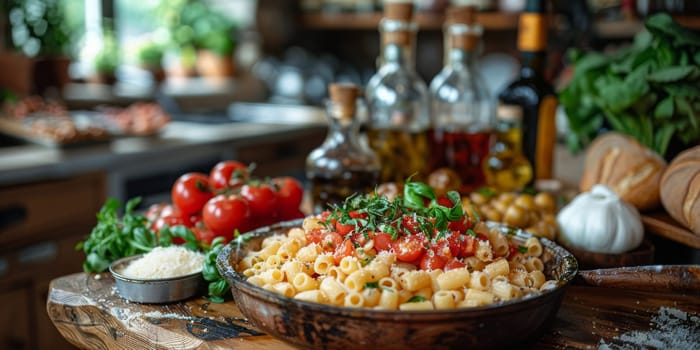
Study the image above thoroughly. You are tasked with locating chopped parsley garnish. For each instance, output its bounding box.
[518,245,528,254]
[365,281,379,289]
[321,179,468,244]
[407,296,427,303]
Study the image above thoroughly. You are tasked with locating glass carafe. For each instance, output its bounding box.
[306,83,381,213]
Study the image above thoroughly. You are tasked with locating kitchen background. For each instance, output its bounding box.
[0,0,699,349]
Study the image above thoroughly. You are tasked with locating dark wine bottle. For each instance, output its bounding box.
[497,0,557,181]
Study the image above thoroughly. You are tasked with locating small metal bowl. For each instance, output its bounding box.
[109,254,206,304]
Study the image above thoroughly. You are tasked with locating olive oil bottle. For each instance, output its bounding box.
[497,0,557,181]
[306,83,381,214]
[429,5,495,193]
[365,1,431,184]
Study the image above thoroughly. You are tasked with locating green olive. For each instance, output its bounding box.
[481,205,502,222]
[514,194,536,211]
[428,168,462,197]
[504,205,528,228]
[534,192,556,213]
[470,192,489,205]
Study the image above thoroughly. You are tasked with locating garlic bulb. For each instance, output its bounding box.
[557,185,644,254]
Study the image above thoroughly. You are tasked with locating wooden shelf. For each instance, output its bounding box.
[594,15,700,38]
[299,11,520,31]
[300,11,700,35]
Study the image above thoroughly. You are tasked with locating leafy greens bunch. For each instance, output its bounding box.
[76,197,230,302]
[560,13,700,157]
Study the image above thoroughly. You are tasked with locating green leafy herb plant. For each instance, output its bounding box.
[560,13,700,158]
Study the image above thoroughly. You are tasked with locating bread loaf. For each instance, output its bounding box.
[580,132,667,211]
[659,145,700,235]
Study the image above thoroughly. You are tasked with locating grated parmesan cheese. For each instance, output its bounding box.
[120,246,205,279]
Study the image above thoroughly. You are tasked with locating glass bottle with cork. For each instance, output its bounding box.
[429,5,495,193]
[306,83,381,214]
[497,0,557,182]
[365,1,430,184]
[483,104,533,192]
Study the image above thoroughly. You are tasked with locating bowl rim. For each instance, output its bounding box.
[217,218,579,317]
[109,254,203,283]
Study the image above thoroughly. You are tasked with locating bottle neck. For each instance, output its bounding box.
[517,0,547,78]
[447,47,477,67]
[380,43,415,68]
[325,101,362,146]
[378,18,417,69]
[519,51,546,78]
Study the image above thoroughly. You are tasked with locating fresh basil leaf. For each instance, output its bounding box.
[654,97,675,119]
[208,279,229,298]
[654,124,676,157]
[648,66,699,83]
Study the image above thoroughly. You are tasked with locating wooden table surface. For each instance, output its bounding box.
[47,269,700,350]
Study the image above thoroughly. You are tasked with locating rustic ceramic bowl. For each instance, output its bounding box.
[217,219,578,350]
[109,255,206,304]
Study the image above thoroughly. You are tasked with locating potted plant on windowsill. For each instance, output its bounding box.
[195,30,235,79]
[136,39,166,82]
[158,0,237,80]
[87,27,119,84]
[1,0,73,95]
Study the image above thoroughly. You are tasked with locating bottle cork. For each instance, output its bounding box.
[383,1,414,21]
[497,104,523,121]
[446,5,479,50]
[446,5,476,25]
[450,31,478,51]
[329,83,360,119]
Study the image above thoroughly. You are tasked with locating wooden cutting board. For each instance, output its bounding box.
[641,211,700,249]
[47,267,700,350]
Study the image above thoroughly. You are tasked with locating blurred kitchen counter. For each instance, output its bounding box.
[0,112,327,206]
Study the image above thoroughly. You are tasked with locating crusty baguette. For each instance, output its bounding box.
[580,132,666,211]
[686,172,700,234]
[660,145,700,234]
[660,160,698,227]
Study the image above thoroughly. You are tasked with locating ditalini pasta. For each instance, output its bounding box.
[237,183,559,310]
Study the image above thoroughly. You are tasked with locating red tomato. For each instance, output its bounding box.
[209,161,248,190]
[322,232,344,251]
[419,250,447,271]
[145,202,168,221]
[192,226,218,245]
[351,230,375,248]
[448,215,472,233]
[373,232,394,252]
[401,215,422,235]
[444,258,467,270]
[273,177,304,219]
[202,194,251,241]
[333,240,355,264]
[391,235,426,262]
[172,173,214,216]
[507,244,520,259]
[459,234,478,258]
[349,211,368,220]
[436,195,453,207]
[241,183,278,220]
[444,232,465,258]
[305,228,325,245]
[335,221,355,236]
[432,238,454,260]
